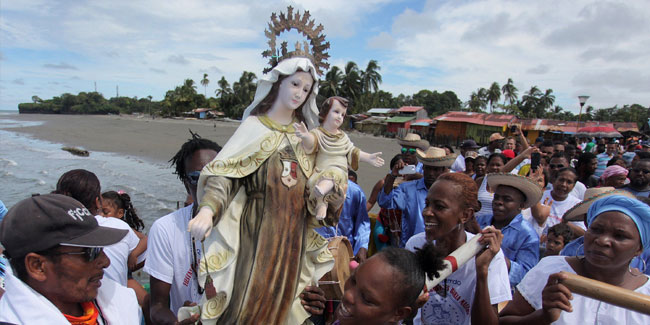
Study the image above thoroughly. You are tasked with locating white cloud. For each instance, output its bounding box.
[369,0,650,112]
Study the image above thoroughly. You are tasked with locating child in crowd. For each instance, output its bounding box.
[543,223,574,257]
[101,190,149,315]
[334,243,446,325]
[294,96,384,220]
[101,190,147,270]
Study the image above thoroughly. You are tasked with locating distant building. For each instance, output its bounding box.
[395,106,428,120]
[433,111,516,145]
[385,116,416,134]
[366,108,395,116]
[193,108,210,119]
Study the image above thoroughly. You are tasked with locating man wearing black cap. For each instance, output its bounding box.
[451,139,479,172]
[0,194,140,324]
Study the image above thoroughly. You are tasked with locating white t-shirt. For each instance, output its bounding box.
[95,215,140,286]
[451,154,466,173]
[144,204,203,315]
[540,190,583,231]
[406,232,512,325]
[517,256,650,324]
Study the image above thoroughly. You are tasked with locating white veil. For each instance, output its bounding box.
[241,57,321,129]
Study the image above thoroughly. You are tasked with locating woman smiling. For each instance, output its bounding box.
[406,173,511,325]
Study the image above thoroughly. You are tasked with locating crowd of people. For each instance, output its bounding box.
[1,65,650,324]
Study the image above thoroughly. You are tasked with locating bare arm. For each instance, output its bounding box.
[500,273,574,324]
[530,202,551,226]
[367,178,385,211]
[293,122,316,153]
[383,159,407,194]
[502,146,537,173]
[516,126,530,151]
[472,227,504,325]
[150,277,199,325]
[128,234,148,271]
[563,222,586,237]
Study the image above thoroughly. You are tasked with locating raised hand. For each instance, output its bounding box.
[293,122,309,140]
[476,226,503,274]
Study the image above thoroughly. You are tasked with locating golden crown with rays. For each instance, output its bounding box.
[261,6,330,75]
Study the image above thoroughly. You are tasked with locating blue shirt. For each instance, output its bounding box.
[316,181,370,255]
[0,200,7,222]
[595,153,613,178]
[415,162,424,174]
[477,213,540,286]
[378,178,428,247]
[561,236,650,275]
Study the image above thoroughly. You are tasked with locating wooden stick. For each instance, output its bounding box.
[559,271,650,316]
[424,228,487,290]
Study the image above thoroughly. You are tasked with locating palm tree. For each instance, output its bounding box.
[321,66,344,98]
[215,76,232,98]
[521,86,542,117]
[539,88,555,112]
[487,82,501,113]
[341,61,361,101]
[360,60,382,93]
[501,78,518,106]
[200,73,209,97]
[468,88,488,112]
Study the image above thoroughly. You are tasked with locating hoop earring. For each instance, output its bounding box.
[629,256,647,275]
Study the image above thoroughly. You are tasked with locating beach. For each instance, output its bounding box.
[4,113,401,207]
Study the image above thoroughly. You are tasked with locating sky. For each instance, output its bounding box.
[1,0,649,114]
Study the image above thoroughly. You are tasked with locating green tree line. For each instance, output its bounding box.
[465,78,649,127]
[19,61,649,127]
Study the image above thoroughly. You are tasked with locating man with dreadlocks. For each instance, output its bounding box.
[144,131,221,325]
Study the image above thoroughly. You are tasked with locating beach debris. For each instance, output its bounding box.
[62,146,90,157]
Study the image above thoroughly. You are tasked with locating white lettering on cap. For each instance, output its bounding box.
[67,207,92,221]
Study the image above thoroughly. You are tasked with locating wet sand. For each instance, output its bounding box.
[6,113,401,204]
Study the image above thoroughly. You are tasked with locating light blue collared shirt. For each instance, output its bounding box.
[316,181,370,255]
[378,178,428,247]
[477,213,540,287]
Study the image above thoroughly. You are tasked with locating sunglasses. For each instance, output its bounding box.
[549,164,565,169]
[186,171,201,185]
[632,168,650,175]
[401,147,417,155]
[41,247,103,262]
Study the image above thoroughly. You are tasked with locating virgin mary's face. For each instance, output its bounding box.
[277,71,313,111]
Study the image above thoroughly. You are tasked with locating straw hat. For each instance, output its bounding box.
[489,133,505,142]
[487,173,543,209]
[397,133,429,150]
[416,146,457,167]
[563,187,636,222]
[464,151,479,160]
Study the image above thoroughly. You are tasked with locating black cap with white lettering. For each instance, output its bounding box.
[0,194,128,258]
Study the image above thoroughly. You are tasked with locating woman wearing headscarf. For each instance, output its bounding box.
[500,195,650,324]
[601,165,629,188]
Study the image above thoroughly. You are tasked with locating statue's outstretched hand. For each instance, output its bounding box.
[188,206,214,241]
[370,152,384,167]
[293,122,309,140]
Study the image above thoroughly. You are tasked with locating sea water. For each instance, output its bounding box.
[0,114,188,230]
